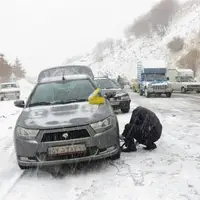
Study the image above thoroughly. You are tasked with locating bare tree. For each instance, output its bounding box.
[0,54,12,82]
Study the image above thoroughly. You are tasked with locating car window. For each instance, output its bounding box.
[28,79,95,105]
[95,79,121,89]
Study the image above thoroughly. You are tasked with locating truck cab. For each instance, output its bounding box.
[137,61,173,98]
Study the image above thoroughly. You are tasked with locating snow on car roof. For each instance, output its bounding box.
[94,77,110,80]
[141,60,166,68]
[40,74,90,83]
[0,82,17,85]
[176,68,193,73]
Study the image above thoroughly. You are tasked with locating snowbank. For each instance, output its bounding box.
[17,79,34,99]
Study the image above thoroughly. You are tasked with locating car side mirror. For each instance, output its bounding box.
[14,100,25,108]
[104,91,116,99]
[167,77,169,81]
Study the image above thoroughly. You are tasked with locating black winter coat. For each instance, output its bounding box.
[122,106,162,145]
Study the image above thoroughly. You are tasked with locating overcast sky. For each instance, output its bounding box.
[0,0,168,77]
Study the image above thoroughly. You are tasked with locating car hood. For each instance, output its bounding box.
[100,88,128,96]
[17,101,112,129]
[0,88,20,93]
[185,82,200,85]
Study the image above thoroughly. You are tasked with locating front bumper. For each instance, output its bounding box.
[0,92,20,100]
[15,125,120,167]
[147,87,173,94]
[109,99,131,109]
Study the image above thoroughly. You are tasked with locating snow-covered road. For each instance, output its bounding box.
[1,84,200,200]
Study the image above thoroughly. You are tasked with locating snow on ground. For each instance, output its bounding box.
[0,79,34,200]
[17,79,34,99]
[0,80,200,200]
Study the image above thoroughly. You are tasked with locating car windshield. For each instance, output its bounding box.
[179,76,195,82]
[145,74,167,81]
[0,84,18,89]
[95,79,121,89]
[28,79,95,107]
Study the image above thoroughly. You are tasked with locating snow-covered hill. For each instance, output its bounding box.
[70,0,200,80]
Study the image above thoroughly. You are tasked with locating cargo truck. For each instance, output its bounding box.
[137,60,173,98]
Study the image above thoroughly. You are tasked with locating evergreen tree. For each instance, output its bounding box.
[12,57,26,78]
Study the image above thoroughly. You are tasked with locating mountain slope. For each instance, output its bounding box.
[70,0,200,80]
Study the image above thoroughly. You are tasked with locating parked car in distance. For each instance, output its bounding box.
[131,79,139,93]
[94,77,131,113]
[13,74,120,170]
[0,82,20,101]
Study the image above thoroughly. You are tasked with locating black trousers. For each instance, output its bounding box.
[122,124,161,147]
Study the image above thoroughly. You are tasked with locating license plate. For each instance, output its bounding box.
[48,144,86,155]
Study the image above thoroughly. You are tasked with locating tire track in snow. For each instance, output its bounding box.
[0,104,23,200]
[0,170,25,200]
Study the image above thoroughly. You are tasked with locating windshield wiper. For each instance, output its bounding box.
[105,87,116,89]
[51,99,88,105]
[28,102,51,107]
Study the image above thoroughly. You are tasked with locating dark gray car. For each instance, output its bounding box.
[13,75,120,169]
[94,77,131,113]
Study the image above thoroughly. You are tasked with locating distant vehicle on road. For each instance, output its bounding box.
[131,79,139,93]
[13,74,120,170]
[166,68,200,93]
[137,60,173,98]
[94,77,131,113]
[117,76,130,88]
[0,82,20,101]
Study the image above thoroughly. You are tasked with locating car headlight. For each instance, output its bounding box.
[90,117,112,133]
[121,95,130,100]
[15,126,39,140]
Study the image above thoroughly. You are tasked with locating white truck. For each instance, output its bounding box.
[0,82,20,101]
[137,60,173,98]
[166,68,200,93]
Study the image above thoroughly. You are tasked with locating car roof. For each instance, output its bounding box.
[94,77,111,80]
[0,82,17,85]
[39,74,90,83]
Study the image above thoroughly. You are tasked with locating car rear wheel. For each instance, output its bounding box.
[181,87,186,93]
[139,90,143,96]
[166,93,172,98]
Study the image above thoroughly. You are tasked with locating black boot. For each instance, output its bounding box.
[143,143,157,150]
[121,140,137,152]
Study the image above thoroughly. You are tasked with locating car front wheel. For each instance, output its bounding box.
[110,149,121,160]
[18,163,32,170]
[121,103,130,113]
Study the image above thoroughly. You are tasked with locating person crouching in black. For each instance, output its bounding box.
[121,106,162,152]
